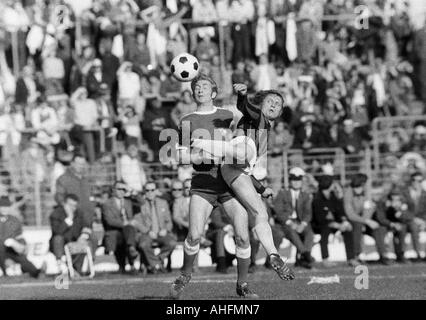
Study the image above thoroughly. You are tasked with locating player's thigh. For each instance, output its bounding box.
[230,173,268,219]
[188,194,213,241]
[222,198,250,247]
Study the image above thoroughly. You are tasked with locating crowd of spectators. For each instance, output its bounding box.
[0,0,426,276]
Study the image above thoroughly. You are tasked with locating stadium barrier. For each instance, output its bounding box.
[1,227,425,277]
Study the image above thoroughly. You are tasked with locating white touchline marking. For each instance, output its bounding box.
[1,272,426,289]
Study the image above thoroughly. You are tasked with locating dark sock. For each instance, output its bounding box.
[217,257,227,271]
[237,257,250,285]
[182,252,197,275]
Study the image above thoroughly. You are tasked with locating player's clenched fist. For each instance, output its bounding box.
[233,83,248,96]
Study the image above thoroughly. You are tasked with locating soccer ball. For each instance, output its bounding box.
[170,53,200,82]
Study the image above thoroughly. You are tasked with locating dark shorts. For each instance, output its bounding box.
[190,168,235,206]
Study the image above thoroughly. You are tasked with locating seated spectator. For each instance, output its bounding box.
[55,153,96,230]
[402,172,426,260]
[49,194,97,274]
[273,168,314,269]
[171,180,189,241]
[337,119,369,155]
[292,113,325,150]
[31,100,60,146]
[379,191,414,263]
[206,204,235,274]
[133,181,176,273]
[0,198,44,278]
[402,123,426,153]
[102,181,139,273]
[312,175,359,267]
[344,174,391,265]
[120,144,147,194]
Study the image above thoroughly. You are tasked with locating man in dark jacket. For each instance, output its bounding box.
[376,190,414,263]
[49,194,97,273]
[55,154,96,230]
[273,167,314,268]
[402,172,426,260]
[101,181,139,273]
[312,175,358,267]
[344,174,390,265]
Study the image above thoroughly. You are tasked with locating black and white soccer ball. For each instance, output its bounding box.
[170,53,200,82]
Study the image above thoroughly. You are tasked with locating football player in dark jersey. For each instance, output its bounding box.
[192,83,295,281]
[169,75,258,299]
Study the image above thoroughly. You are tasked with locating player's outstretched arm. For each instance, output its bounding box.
[234,83,261,122]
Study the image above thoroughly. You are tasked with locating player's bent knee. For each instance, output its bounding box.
[184,238,200,256]
[235,245,251,259]
[234,235,250,249]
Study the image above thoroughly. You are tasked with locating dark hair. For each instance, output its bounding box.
[350,174,368,188]
[250,90,284,108]
[318,175,334,191]
[190,74,218,96]
[65,194,79,202]
[411,171,423,180]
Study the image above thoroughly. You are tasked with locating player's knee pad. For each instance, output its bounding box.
[184,238,200,256]
[235,245,251,259]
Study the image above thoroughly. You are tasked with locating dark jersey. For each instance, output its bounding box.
[236,94,271,157]
[179,107,234,173]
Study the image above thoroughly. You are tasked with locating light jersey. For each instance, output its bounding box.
[179,106,234,173]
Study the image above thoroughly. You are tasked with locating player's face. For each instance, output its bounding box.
[261,94,283,121]
[193,80,214,104]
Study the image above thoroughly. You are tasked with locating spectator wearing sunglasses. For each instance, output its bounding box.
[171,180,190,241]
[101,181,139,273]
[133,181,176,273]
